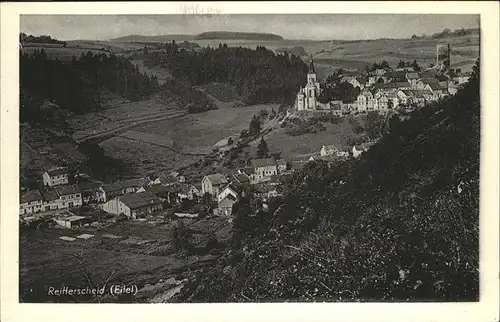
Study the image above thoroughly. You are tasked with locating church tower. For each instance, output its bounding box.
[295,55,321,111]
[307,55,317,84]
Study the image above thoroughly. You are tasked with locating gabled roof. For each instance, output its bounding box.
[145,184,170,196]
[219,193,238,204]
[203,173,228,186]
[55,184,81,196]
[118,191,163,210]
[45,167,68,177]
[405,72,420,80]
[78,181,102,192]
[224,183,243,196]
[21,189,43,203]
[42,190,59,202]
[241,167,255,176]
[102,178,147,193]
[233,173,250,184]
[420,77,440,85]
[251,158,277,168]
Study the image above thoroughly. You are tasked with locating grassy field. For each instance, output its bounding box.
[19,216,231,303]
[249,116,361,161]
[134,103,277,150]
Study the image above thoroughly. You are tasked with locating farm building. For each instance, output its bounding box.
[97,178,148,202]
[20,189,44,215]
[201,173,228,197]
[42,167,69,187]
[100,191,164,219]
[251,158,278,180]
[41,185,82,211]
[78,181,102,204]
[54,215,87,229]
[215,194,238,216]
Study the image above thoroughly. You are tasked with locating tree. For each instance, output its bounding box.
[248,115,261,137]
[365,111,385,139]
[257,137,269,158]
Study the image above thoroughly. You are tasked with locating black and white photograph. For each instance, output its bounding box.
[1,2,499,321]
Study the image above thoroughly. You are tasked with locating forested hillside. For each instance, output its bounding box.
[20,48,215,128]
[148,42,308,105]
[177,60,480,302]
[20,50,160,124]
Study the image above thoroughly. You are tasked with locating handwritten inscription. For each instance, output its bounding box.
[180,4,223,17]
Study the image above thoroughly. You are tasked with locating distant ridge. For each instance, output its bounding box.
[111,34,196,42]
[195,31,283,41]
[111,31,283,42]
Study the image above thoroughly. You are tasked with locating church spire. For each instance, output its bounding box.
[308,55,315,73]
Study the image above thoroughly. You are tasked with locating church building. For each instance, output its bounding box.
[295,57,321,111]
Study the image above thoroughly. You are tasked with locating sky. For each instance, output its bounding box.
[20,14,480,41]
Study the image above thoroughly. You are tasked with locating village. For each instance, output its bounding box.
[19,43,471,233]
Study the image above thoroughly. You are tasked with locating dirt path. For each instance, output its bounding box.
[75,111,186,144]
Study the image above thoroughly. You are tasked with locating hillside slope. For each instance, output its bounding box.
[176,61,480,302]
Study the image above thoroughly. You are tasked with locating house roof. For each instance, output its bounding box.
[251,158,277,168]
[233,173,250,184]
[55,184,81,196]
[102,178,147,193]
[420,77,440,85]
[78,181,102,192]
[46,167,68,177]
[118,191,163,210]
[146,184,170,196]
[224,183,243,196]
[405,72,420,80]
[203,173,228,186]
[219,193,238,204]
[241,167,255,176]
[276,159,287,166]
[21,189,43,203]
[322,144,339,152]
[42,190,60,202]
[64,215,86,222]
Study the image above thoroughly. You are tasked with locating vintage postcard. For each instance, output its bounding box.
[1,2,498,322]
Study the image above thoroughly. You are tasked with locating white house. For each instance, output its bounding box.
[42,167,69,187]
[201,173,228,197]
[101,191,163,219]
[215,194,238,216]
[55,184,83,209]
[217,184,242,203]
[251,158,278,180]
[357,90,374,113]
[320,144,339,157]
[20,189,44,215]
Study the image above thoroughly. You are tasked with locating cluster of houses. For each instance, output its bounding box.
[295,57,471,116]
[20,157,297,220]
[20,167,82,216]
[307,140,376,163]
[201,157,289,216]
